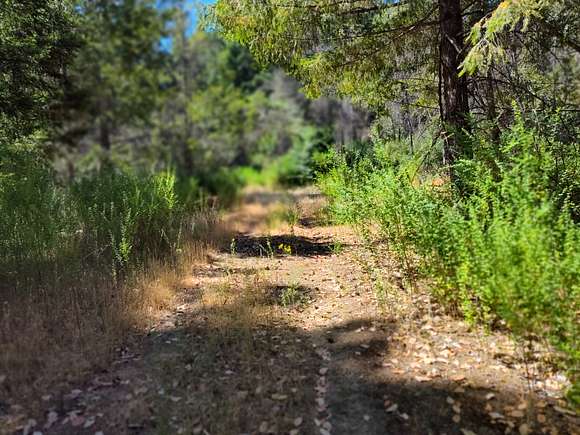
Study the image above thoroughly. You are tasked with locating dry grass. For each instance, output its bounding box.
[0,210,230,411]
[200,272,276,352]
[149,273,319,435]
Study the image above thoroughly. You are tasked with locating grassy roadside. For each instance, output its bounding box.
[0,152,232,413]
[317,125,580,405]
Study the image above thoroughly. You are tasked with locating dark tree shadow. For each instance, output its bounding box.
[242,190,291,206]
[41,294,577,435]
[140,309,563,435]
[227,234,335,258]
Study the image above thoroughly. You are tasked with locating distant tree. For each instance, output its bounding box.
[0,0,78,139]
[212,0,471,171]
[59,0,170,151]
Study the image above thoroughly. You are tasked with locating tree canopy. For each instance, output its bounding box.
[0,0,78,138]
[212,0,580,170]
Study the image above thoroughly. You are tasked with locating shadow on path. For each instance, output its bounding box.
[227,234,335,258]
[108,302,546,435]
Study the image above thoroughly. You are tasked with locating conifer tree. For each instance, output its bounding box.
[211,0,579,173]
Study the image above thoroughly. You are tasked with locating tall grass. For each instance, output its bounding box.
[0,137,228,401]
[319,122,579,403]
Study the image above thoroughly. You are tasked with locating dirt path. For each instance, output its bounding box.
[10,188,578,435]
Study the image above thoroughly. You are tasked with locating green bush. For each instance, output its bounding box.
[0,139,204,287]
[197,168,244,207]
[319,122,579,402]
[72,168,184,268]
[0,137,73,274]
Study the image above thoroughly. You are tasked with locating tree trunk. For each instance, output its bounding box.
[99,117,111,151]
[438,0,470,171]
[178,7,194,176]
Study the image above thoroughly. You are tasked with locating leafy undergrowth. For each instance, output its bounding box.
[0,142,232,411]
[318,123,580,405]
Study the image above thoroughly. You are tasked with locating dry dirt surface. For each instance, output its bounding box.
[3,187,578,435]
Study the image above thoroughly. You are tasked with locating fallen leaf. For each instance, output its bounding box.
[553,406,576,416]
[44,411,58,429]
[537,414,546,423]
[23,419,37,435]
[452,414,461,423]
[258,421,269,433]
[519,423,531,435]
[446,396,455,405]
[415,375,431,382]
[319,368,328,375]
[453,404,461,414]
[70,414,85,427]
[66,389,82,400]
[386,404,398,413]
[293,417,303,427]
[83,417,95,429]
[485,393,495,400]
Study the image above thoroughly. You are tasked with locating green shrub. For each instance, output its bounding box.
[72,168,184,268]
[233,165,279,187]
[197,168,244,207]
[319,123,579,402]
[0,139,204,287]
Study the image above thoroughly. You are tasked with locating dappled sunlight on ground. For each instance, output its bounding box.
[3,187,577,435]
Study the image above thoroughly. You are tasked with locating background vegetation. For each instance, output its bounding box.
[1,0,579,407]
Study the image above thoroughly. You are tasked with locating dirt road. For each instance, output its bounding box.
[10,188,578,435]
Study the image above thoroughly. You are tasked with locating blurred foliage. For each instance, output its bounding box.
[0,0,79,138]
